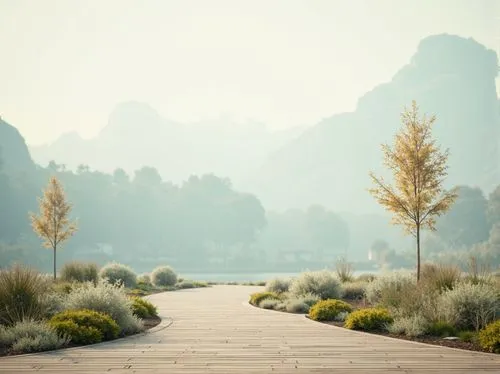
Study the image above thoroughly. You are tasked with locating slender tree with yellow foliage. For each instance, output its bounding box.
[30,176,78,280]
[369,101,458,281]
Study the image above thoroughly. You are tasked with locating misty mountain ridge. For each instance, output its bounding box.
[29,102,306,186]
[27,33,500,220]
[249,34,500,214]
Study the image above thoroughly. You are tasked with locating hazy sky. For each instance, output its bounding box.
[1,0,498,145]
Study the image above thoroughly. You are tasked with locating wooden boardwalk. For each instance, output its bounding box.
[1,285,499,373]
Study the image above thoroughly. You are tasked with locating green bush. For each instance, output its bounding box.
[137,274,151,286]
[174,280,208,289]
[309,299,352,321]
[60,261,99,284]
[387,314,428,337]
[265,278,291,294]
[259,299,279,310]
[99,262,137,288]
[458,331,477,343]
[151,266,178,287]
[427,321,457,337]
[50,309,119,345]
[128,288,148,297]
[176,280,195,289]
[298,293,320,307]
[130,297,158,319]
[50,320,102,345]
[249,291,280,306]
[439,281,499,331]
[51,281,75,294]
[341,282,367,300]
[0,319,69,353]
[63,279,143,335]
[479,320,500,353]
[344,308,393,331]
[285,300,310,313]
[193,281,208,288]
[289,270,341,300]
[0,265,48,325]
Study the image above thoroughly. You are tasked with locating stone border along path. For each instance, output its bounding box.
[1,285,499,373]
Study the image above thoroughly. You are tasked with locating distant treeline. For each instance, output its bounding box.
[0,160,499,273]
[0,161,349,272]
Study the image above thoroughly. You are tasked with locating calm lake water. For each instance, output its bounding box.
[180,270,379,282]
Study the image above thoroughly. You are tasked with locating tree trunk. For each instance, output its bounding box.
[416,225,421,282]
[53,244,57,280]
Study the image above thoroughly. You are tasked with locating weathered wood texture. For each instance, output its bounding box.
[1,285,499,373]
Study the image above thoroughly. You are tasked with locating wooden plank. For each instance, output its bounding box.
[0,285,499,373]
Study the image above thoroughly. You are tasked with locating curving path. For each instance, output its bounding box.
[1,285,499,373]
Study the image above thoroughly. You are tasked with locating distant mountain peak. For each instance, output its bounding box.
[100,101,170,139]
[251,33,500,213]
[0,117,35,174]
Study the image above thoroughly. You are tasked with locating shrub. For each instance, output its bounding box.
[176,280,195,289]
[402,287,441,323]
[275,302,287,311]
[0,265,48,325]
[130,297,158,318]
[249,292,280,306]
[427,321,457,337]
[137,274,151,286]
[344,308,393,331]
[298,293,320,307]
[39,292,65,318]
[259,299,279,310]
[176,280,208,289]
[289,270,341,300]
[356,273,377,282]
[193,281,208,288]
[50,320,102,345]
[438,281,499,331]
[335,258,354,283]
[0,319,69,353]
[335,311,349,322]
[286,300,310,313]
[309,299,352,321]
[341,282,367,300]
[387,314,428,337]
[365,271,415,308]
[466,256,494,286]
[51,281,75,294]
[60,262,99,284]
[49,309,119,345]
[99,262,137,288]
[458,331,476,343]
[151,266,178,287]
[421,263,461,292]
[388,283,430,319]
[63,279,143,334]
[265,278,291,294]
[128,288,147,297]
[479,320,500,353]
